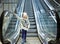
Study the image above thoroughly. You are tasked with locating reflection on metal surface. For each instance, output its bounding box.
[32,0,57,44]
[44,0,55,10]
[53,0,60,5]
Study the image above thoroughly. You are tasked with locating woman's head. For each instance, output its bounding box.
[22,12,28,19]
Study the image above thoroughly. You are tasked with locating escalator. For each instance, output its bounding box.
[33,0,59,44]
[17,0,41,44]
[1,0,23,44]
[1,11,19,44]
[1,0,59,44]
[4,15,17,43]
[0,10,15,44]
[40,0,60,44]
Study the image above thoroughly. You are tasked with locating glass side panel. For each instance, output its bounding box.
[39,12,57,38]
[34,0,57,38]
[2,13,16,37]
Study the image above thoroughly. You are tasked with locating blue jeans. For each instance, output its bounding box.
[22,29,27,43]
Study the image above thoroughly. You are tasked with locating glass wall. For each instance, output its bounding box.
[3,0,18,12]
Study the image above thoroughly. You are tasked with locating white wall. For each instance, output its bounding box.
[4,4,17,12]
[0,0,18,16]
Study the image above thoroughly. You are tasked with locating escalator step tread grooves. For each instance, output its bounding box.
[6,16,17,35]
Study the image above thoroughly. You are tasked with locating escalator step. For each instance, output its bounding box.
[29,17,35,19]
[9,24,16,26]
[8,26,15,29]
[30,25,36,28]
[30,22,36,25]
[20,29,37,33]
[28,29,37,33]
[29,19,35,22]
[10,19,16,22]
[20,33,38,37]
[9,23,16,25]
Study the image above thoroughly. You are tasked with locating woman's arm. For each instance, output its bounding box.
[13,13,22,20]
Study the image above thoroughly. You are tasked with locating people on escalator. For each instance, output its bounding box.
[13,12,30,44]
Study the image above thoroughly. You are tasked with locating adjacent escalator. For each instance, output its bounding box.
[1,0,23,44]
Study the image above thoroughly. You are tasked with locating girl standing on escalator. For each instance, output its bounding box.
[13,12,30,44]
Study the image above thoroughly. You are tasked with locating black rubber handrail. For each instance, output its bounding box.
[54,11,60,41]
[0,10,9,43]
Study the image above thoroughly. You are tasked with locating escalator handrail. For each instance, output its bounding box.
[1,10,9,17]
[53,0,60,7]
[44,0,55,10]
[53,11,60,40]
[0,10,12,43]
[49,10,57,23]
